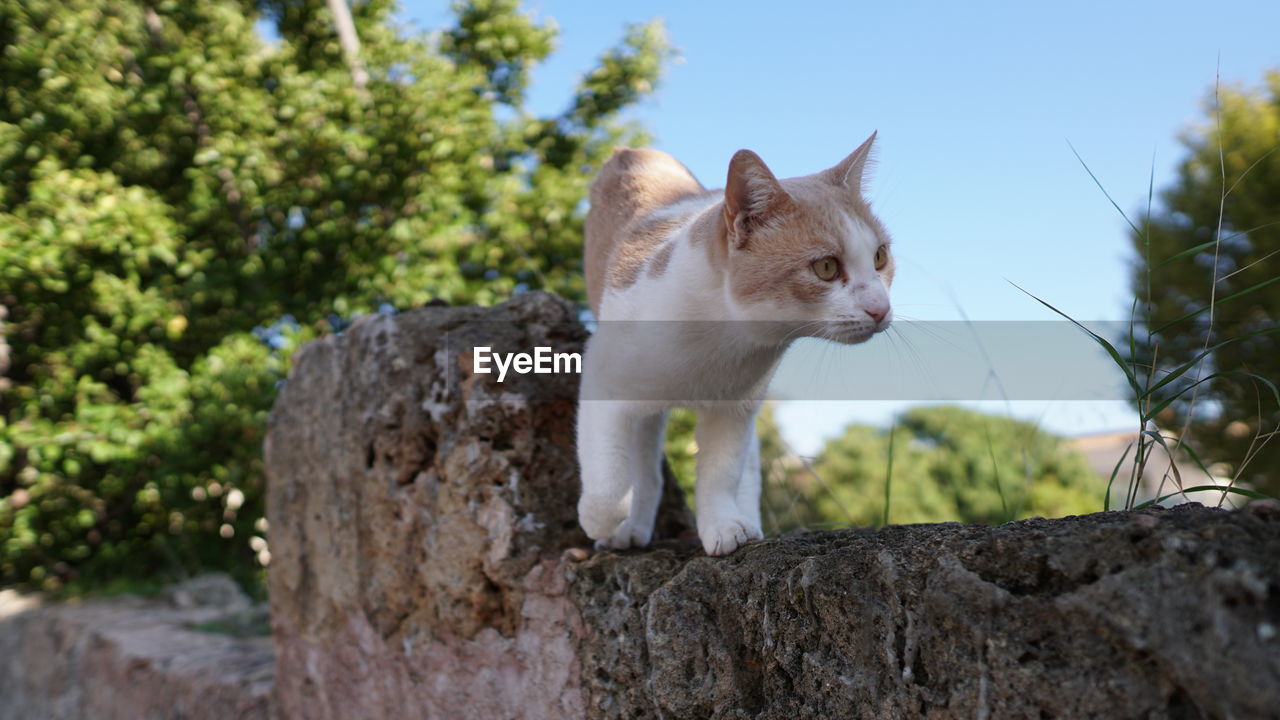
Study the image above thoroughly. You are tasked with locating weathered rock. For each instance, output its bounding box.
[266,292,1280,719]
[264,292,691,718]
[573,505,1280,719]
[0,579,273,720]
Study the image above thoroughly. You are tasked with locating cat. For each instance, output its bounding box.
[576,133,894,556]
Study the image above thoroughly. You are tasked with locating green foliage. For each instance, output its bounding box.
[1126,71,1280,498]
[787,406,1099,529]
[0,0,668,592]
[665,404,1095,533]
[663,407,698,497]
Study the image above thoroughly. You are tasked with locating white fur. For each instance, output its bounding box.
[578,157,891,556]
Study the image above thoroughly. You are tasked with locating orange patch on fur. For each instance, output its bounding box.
[648,241,675,278]
[689,204,728,272]
[606,216,685,290]
[584,148,705,314]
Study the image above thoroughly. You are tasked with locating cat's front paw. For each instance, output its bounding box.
[697,512,764,556]
[578,493,629,540]
[593,518,654,551]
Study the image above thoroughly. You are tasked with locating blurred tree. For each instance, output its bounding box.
[796,406,1099,528]
[663,408,699,495]
[0,0,668,592]
[663,404,1095,534]
[1128,71,1280,497]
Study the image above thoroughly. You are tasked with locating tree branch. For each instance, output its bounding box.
[326,0,370,93]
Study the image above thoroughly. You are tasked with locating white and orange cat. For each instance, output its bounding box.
[577,134,894,556]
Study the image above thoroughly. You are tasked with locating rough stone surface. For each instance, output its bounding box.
[573,504,1280,719]
[265,292,1280,720]
[0,575,273,720]
[264,292,691,719]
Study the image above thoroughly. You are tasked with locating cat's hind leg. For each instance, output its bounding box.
[736,418,764,538]
[577,400,664,548]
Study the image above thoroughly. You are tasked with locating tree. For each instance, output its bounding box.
[668,405,1098,534]
[0,0,668,592]
[798,406,1099,528]
[1129,71,1280,498]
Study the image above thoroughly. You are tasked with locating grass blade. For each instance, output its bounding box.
[1105,441,1135,510]
[1154,220,1280,269]
[1155,238,1221,268]
[1142,327,1280,399]
[882,423,895,527]
[1151,274,1280,335]
[1010,281,1145,400]
[1139,430,1186,494]
[1146,370,1280,421]
[984,421,1009,520]
[1068,141,1143,237]
[1138,430,1228,498]
[1133,484,1269,510]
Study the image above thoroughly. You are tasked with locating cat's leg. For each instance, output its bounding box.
[577,400,667,547]
[694,406,766,556]
[595,410,667,550]
[577,399,632,540]
[736,415,764,537]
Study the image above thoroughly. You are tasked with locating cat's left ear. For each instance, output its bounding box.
[822,131,877,193]
[724,149,794,249]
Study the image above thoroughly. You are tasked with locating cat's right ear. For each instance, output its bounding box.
[724,150,793,249]
[822,131,877,194]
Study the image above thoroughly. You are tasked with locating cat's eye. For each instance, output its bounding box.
[811,257,840,281]
[874,245,889,271]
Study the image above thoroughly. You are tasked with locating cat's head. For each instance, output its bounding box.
[717,133,893,346]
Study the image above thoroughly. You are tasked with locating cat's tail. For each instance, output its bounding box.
[584,148,704,315]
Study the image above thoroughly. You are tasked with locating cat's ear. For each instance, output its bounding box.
[822,131,877,193]
[724,149,793,248]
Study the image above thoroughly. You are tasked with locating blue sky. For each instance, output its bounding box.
[402,0,1280,453]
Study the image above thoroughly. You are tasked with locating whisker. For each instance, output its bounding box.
[892,315,965,351]
[889,324,937,397]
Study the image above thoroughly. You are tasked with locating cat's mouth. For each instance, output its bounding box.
[820,317,890,345]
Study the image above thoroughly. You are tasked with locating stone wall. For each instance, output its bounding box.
[264,292,1280,719]
[0,575,273,720]
[263,293,690,718]
[571,507,1280,719]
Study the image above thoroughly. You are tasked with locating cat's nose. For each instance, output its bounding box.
[865,307,886,324]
